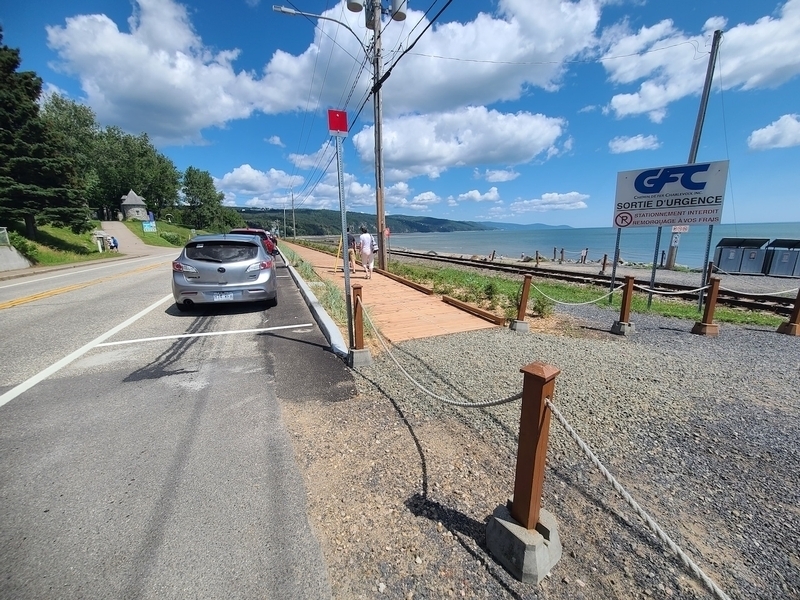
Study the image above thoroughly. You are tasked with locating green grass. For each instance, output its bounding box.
[7,221,111,266]
[122,220,205,248]
[388,260,785,328]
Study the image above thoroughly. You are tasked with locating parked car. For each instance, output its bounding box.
[229,228,277,255]
[172,234,277,311]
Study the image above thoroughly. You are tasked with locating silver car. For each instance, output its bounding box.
[172,234,278,311]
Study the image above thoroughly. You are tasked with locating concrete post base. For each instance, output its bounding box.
[510,320,529,333]
[777,322,800,336]
[610,321,635,336]
[691,322,719,336]
[348,348,373,368]
[486,505,561,584]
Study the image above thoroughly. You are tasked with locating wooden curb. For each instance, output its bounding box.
[373,268,434,295]
[441,295,506,325]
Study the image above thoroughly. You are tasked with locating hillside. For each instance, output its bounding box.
[238,208,492,235]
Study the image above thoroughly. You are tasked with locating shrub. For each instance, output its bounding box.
[531,294,554,318]
[8,231,38,262]
[159,231,186,246]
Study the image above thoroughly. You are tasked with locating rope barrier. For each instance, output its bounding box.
[354,296,522,408]
[545,397,733,600]
[719,285,799,296]
[531,284,623,306]
[633,283,709,296]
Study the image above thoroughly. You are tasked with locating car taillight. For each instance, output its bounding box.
[246,260,273,272]
[172,261,197,273]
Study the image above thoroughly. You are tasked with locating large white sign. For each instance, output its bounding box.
[613,160,729,228]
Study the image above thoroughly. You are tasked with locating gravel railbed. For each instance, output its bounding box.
[280,262,799,600]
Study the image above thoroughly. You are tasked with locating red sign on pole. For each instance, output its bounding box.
[328,109,348,137]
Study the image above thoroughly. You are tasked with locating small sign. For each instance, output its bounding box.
[672,225,690,233]
[142,221,157,233]
[328,109,348,137]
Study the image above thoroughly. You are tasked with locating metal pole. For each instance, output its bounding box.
[372,0,387,270]
[690,29,723,310]
[335,136,354,348]
[608,228,622,304]
[292,192,296,239]
[647,227,661,308]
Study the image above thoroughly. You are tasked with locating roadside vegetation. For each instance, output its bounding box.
[288,238,785,328]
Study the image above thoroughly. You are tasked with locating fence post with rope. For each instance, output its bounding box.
[348,285,373,367]
[486,362,562,584]
[510,274,532,333]
[611,275,636,336]
[691,276,721,336]
[777,287,800,336]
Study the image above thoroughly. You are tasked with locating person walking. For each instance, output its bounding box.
[346,227,357,273]
[358,226,374,279]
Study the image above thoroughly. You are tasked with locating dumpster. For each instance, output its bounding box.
[713,238,768,274]
[764,239,800,276]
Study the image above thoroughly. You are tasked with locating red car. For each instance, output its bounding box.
[229,228,277,255]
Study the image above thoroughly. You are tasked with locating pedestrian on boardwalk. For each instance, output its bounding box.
[346,227,357,273]
[358,226,374,279]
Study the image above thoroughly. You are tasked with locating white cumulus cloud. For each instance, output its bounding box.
[748,114,800,150]
[608,134,661,153]
[509,191,589,213]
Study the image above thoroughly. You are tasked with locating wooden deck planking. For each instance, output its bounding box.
[284,242,498,342]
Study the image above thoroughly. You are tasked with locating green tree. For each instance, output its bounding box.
[181,166,231,231]
[0,29,88,237]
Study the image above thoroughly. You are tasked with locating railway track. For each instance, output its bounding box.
[390,249,798,316]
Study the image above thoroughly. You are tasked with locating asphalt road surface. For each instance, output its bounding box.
[0,251,355,599]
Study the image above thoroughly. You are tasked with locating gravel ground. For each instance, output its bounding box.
[279,261,799,600]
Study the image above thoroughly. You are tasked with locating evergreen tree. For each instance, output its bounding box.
[0,29,88,237]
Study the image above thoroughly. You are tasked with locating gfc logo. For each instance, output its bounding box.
[634,164,710,194]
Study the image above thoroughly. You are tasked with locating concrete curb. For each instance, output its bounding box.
[283,252,349,360]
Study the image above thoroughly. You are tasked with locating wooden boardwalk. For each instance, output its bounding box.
[283,242,498,343]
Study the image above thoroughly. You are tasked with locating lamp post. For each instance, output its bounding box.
[273,1,407,270]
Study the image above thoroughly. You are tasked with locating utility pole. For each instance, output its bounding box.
[370,0,388,270]
[292,191,296,239]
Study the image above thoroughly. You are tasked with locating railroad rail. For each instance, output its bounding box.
[390,249,796,316]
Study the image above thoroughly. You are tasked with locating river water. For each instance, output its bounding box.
[387,222,800,269]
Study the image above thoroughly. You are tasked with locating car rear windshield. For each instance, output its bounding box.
[230,229,266,239]
[185,241,260,262]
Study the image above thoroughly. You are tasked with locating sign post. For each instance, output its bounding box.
[328,109,354,349]
[613,160,729,305]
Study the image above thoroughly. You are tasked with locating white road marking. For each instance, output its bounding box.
[96,323,314,347]
[0,255,174,290]
[0,294,174,409]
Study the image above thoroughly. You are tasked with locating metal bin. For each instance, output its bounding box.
[713,238,768,274]
[764,239,800,276]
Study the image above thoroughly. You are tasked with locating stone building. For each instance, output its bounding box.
[120,190,148,220]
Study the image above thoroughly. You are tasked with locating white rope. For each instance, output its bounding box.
[531,284,623,306]
[633,283,709,296]
[354,296,521,408]
[545,398,733,600]
[719,285,799,296]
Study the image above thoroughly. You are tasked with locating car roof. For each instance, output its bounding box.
[187,233,263,244]
[230,228,267,234]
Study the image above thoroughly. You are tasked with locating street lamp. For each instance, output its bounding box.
[273,1,407,270]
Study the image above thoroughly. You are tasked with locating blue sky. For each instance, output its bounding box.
[3,0,800,227]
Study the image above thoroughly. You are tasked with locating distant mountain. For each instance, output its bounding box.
[236,207,492,235]
[471,221,573,231]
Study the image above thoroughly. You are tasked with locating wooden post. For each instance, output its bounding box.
[352,284,364,350]
[620,275,634,323]
[553,247,556,261]
[517,274,532,321]
[601,253,608,274]
[610,275,636,335]
[535,251,540,268]
[511,363,560,530]
[559,249,564,264]
[692,276,720,336]
[777,288,800,336]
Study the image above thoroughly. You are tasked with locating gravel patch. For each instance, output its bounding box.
[280,279,799,599]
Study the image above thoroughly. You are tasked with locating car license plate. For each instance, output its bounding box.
[213,292,234,301]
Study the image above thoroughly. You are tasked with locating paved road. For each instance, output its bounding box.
[0,250,355,598]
